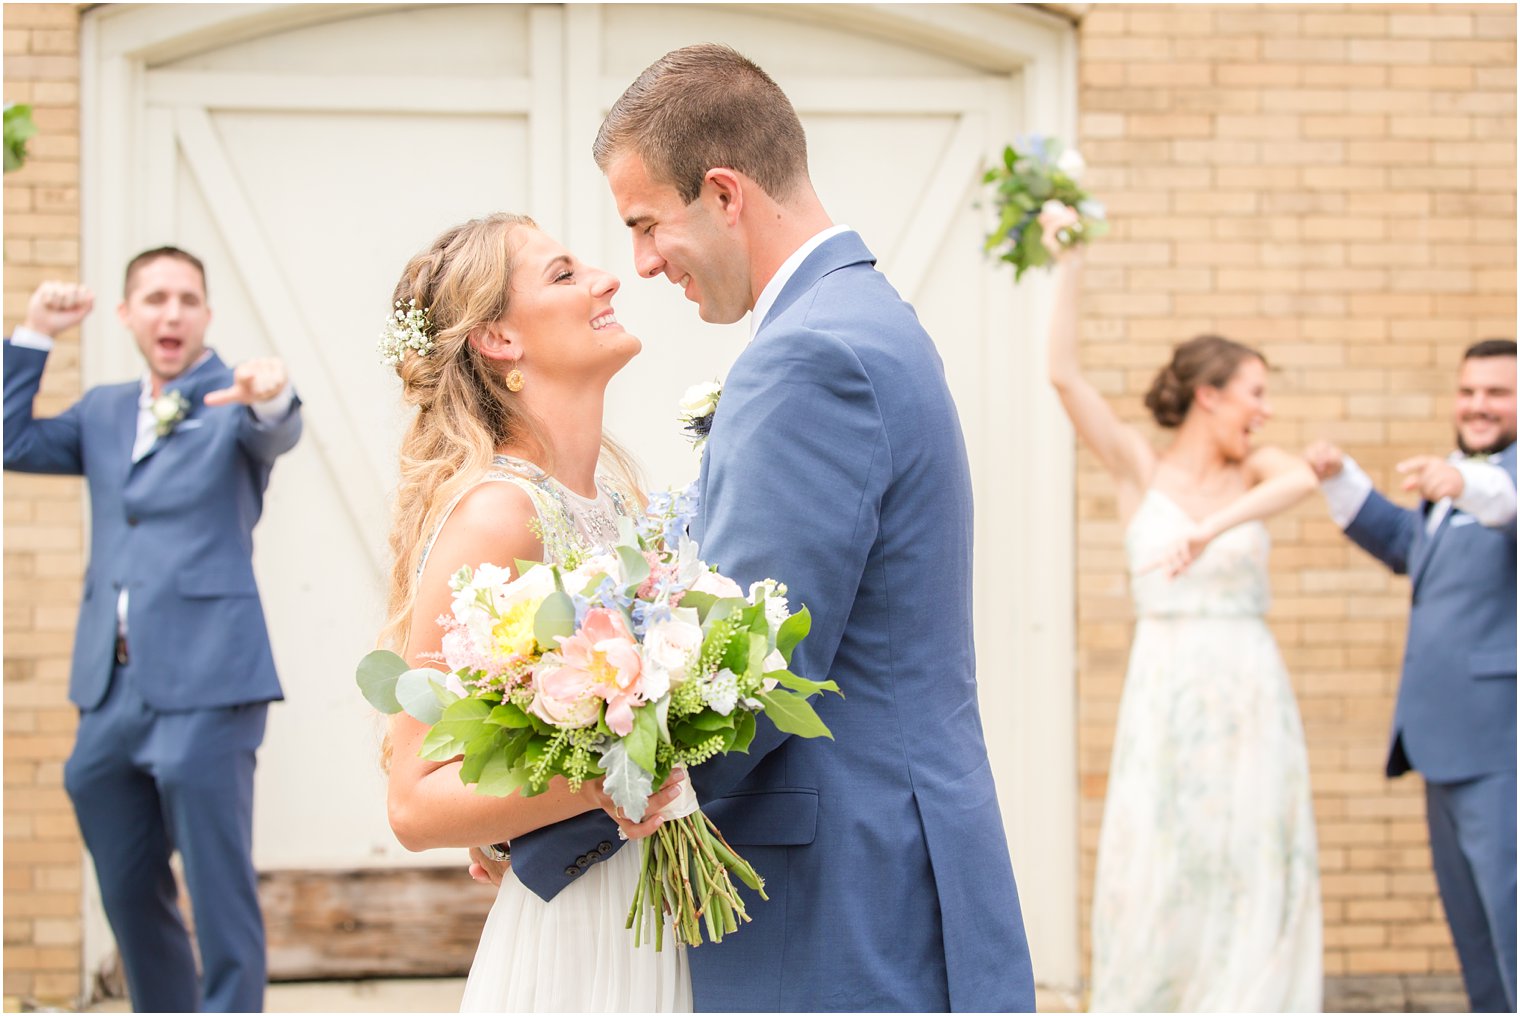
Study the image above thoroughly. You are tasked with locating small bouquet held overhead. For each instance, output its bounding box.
[983,134,1107,279]
[357,486,839,950]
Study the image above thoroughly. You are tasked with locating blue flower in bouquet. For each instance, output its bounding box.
[592,575,632,613]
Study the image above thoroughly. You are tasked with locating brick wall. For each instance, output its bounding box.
[3,2,85,1007]
[1074,1,1515,988]
[1,0,1514,1006]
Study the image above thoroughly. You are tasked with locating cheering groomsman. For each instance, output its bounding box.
[1306,338,1516,1013]
[4,250,302,1012]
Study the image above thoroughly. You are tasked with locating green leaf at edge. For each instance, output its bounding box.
[757,688,833,740]
[355,649,408,713]
[776,607,811,664]
[533,589,576,649]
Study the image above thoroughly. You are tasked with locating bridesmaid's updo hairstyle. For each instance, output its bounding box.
[1144,334,1266,429]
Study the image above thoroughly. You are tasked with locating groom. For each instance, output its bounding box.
[508,44,1035,1011]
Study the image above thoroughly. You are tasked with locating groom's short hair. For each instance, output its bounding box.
[594,44,809,205]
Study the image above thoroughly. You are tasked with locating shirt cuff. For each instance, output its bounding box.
[1320,455,1374,529]
[1452,459,1518,527]
[250,384,296,423]
[9,326,55,352]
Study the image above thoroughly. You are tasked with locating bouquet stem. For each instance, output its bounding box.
[626,810,767,949]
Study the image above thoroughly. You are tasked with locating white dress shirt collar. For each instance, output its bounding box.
[749,224,851,340]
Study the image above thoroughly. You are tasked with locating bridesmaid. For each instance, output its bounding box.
[1039,213,1324,1011]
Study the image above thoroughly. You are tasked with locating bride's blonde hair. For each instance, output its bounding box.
[380,213,641,655]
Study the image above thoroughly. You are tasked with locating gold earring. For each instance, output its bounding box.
[505,368,525,393]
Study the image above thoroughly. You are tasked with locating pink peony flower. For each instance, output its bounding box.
[529,608,646,735]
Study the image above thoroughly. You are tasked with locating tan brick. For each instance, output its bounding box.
[1124,8,1213,36]
[1432,39,1516,65]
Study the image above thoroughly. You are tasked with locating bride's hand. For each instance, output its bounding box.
[583,769,688,841]
[468,846,508,887]
[1039,202,1084,264]
[1139,525,1213,578]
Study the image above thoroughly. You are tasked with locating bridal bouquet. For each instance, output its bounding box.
[982,134,1107,279]
[357,486,838,949]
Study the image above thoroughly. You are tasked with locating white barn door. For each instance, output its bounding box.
[82,2,1079,991]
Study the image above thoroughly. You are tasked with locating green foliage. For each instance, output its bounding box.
[756,688,834,739]
[981,137,1107,282]
[4,104,37,174]
[533,589,576,649]
[355,649,408,713]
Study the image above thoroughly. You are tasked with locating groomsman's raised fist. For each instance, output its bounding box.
[204,357,289,407]
[23,281,95,337]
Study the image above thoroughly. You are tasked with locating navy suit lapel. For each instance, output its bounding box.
[755,232,877,337]
[1409,503,1448,591]
[131,352,227,467]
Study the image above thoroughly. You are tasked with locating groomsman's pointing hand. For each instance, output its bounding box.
[204,357,289,407]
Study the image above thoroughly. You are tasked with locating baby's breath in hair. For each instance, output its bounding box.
[379,299,435,366]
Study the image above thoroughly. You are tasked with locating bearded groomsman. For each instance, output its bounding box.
[4,249,302,1012]
[1306,338,1516,1013]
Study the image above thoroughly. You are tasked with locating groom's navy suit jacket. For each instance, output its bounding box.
[512,232,1035,1011]
[1343,442,1516,783]
[3,340,300,710]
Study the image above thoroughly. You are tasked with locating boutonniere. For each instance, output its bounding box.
[150,390,191,438]
[677,380,721,452]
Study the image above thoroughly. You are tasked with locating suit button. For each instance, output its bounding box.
[575,854,590,867]
[126,518,138,526]
[598,841,613,855]
[564,865,580,877]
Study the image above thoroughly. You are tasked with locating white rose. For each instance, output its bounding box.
[1056,148,1085,181]
[643,610,704,687]
[678,381,721,417]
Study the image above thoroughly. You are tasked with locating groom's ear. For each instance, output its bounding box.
[468,321,520,363]
[703,168,744,226]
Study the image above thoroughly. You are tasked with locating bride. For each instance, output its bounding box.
[378,213,693,1012]
[1040,220,1324,1011]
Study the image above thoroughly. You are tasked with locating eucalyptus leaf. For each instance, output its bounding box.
[397,668,451,725]
[515,558,545,579]
[677,590,717,622]
[355,649,408,714]
[616,544,651,589]
[533,589,576,649]
[757,689,834,740]
[599,740,655,822]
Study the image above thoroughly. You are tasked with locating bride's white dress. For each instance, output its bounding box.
[426,455,692,1013]
[1088,489,1322,1012]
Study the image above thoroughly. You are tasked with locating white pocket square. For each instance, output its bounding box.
[1450,514,1477,528]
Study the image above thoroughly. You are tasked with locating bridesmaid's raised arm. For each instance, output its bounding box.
[1042,234,1153,495]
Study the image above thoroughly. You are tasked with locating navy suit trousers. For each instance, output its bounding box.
[63,665,267,1013]
[1426,772,1517,1012]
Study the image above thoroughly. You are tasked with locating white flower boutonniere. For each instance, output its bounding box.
[677,380,721,452]
[150,390,191,438]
